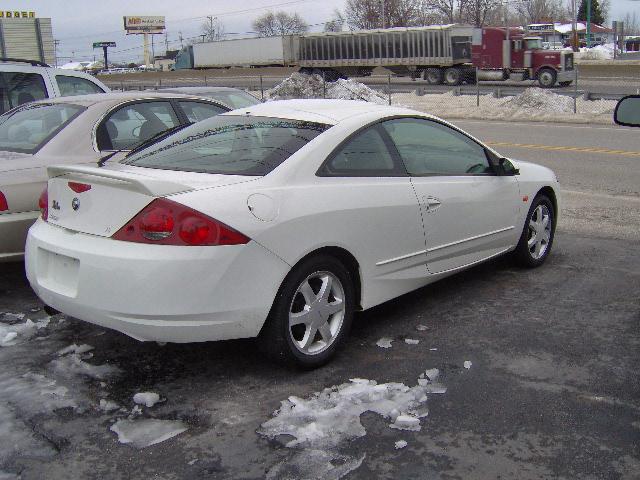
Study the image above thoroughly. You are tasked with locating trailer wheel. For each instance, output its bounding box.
[423,68,443,85]
[443,67,461,86]
[537,68,557,88]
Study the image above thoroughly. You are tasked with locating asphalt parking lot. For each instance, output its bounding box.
[1,122,639,479]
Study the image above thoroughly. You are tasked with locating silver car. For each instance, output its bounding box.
[0,91,233,261]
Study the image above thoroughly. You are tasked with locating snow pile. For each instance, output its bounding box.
[133,392,160,408]
[0,314,50,347]
[577,43,614,60]
[405,339,420,345]
[260,371,446,478]
[504,88,574,113]
[376,337,393,348]
[397,88,617,124]
[110,419,188,449]
[49,344,121,380]
[267,73,387,104]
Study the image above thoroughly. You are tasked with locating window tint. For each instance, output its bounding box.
[56,75,105,96]
[0,103,85,153]
[124,116,329,176]
[322,126,399,176]
[382,118,492,175]
[178,101,226,123]
[0,72,48,114]
[100,101,179,151]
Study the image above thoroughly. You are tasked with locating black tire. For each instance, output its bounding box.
[443,67,462,86]
[512,194,556,268]
[537,68,557,88]
[257,254,355,369]
[423,68,443,85]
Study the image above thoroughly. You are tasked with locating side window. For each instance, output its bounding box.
[98,101,180,151]
[178,101,226,123]
[382,118,492,175]
[321,126,401,176]
[0,72,48,114]
[55,75,105,97]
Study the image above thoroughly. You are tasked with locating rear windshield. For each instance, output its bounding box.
[123,115,330,176]
[0,103,85,153]
[204,90,260,109]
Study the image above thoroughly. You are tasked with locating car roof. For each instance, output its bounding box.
[158,86,247,94]
[24,91,225,108]
[224,99,425,125]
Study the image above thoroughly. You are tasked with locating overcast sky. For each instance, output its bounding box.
[6,0,639,64]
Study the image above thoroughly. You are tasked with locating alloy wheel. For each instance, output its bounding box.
[527,204,552,260]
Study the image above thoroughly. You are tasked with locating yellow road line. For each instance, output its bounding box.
[485,141,640,157]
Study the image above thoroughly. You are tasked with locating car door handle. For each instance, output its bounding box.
[424,196,441,211]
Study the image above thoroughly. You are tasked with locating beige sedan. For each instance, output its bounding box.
[0,91,234,261]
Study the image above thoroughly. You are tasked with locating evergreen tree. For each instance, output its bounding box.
[577,0,604,26]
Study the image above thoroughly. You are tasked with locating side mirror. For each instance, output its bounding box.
[499,157,519,176]
[614,95,640,127]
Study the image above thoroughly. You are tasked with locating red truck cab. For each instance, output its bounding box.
[472,27,574,87]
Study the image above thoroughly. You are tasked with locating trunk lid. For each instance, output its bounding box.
[46,163,259,237]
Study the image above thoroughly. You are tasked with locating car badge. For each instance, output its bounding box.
[52,200,60,210]
[72,197,80,211]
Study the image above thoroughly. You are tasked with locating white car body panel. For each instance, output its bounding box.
[25,100,561,343]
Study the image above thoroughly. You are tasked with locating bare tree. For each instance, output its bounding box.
[427,0,461,23]
[252,11,309,36]
[622,11,639,35]
[200,16,225,42]
[515,0,564,24]
[324,9,345,32]
[459,0,502,27]
[345,0,424,29]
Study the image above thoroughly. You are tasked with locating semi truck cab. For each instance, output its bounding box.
[472,27,574,88]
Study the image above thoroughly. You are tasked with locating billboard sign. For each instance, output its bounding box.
[0,11,35,18]
[93,42,116,48]
[123,16,165,34]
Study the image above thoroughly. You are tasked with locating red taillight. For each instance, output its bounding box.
[38,187,48,221]
[0,191,8,211]
[68,181,92,193]
[112,198,250,246]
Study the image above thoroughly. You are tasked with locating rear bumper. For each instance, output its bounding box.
[25,220,291,343]
[0,210,38,262]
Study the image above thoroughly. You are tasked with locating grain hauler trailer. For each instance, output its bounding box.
[298,25,475,84]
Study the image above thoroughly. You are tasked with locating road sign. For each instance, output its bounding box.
[93,42,116,48]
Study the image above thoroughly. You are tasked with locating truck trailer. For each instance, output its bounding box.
[174,24,574,88]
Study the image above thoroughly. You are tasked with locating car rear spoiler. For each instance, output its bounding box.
[47,165,193,197]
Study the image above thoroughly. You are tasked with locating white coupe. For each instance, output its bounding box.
[25,99,559,368]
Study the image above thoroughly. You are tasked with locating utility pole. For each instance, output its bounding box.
[165,32,169,54]
[53,39,60,67]
[586,0,592,47]
[572,0,578,51]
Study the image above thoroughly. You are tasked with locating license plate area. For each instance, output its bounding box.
[37,248,80,297]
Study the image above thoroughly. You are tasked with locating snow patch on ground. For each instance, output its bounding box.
[416,324,428,331]
[260,371,446,478]
[404,338,420,345]
[464,361,473,369]
[376,337,393,349]
[266,450,365,480]
[0,314,50,347]
[133,392,160,408]
[49,344,121,380]
[267,73,387,104]
[99,399,120,412]
[110,419,188,449]
[394,440,408,449]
